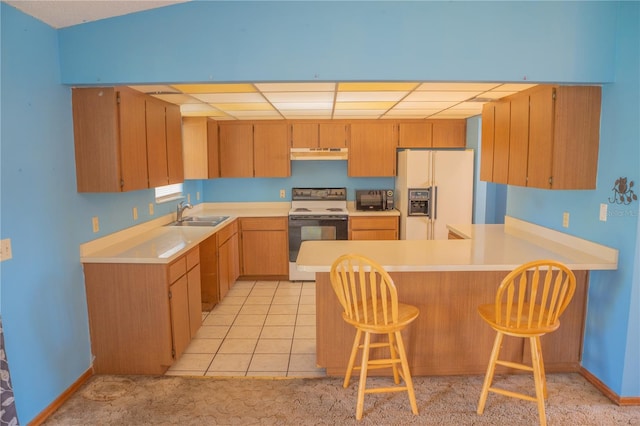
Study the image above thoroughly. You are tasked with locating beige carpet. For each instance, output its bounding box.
[43,373,639,425]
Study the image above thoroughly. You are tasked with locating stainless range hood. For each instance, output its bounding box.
[290,147,348,161]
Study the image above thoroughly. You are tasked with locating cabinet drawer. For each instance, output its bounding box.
[241,217,287,231]
[169,257,187,284]
[217,220,238,245]
[186,246,200,271]
[350,216,398,230]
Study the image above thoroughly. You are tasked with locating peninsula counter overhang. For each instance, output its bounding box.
[296,217,618,273]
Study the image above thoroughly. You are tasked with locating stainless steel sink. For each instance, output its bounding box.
[166,216,229,227]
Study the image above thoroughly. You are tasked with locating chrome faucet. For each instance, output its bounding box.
[176,201,193,223]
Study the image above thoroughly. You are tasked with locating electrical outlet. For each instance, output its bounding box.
[149,203,154,216]
[92,216,99,233]
[187,193,191,203]
[599,203,608,222]
[280,189,286,199]
[132,207,138,220]
[1,239,12,261]
[196,191,200,201]
[562,212,569,228]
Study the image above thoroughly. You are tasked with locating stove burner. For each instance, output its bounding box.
[327,207,344,212]
[294,208,311,212]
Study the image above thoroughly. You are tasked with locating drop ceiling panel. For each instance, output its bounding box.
[134,81,538,120]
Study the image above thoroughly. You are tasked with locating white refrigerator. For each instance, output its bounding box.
[396,149,474,240]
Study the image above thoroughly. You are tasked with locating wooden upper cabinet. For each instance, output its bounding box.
[528,85,601,189]
[182,117,219,179]
[319,122,349,148]
[165,105,184,184]
[218,123,254,177]
[72,87,148,192]
[290,121,349,148]
[507,94,530,187]
[492,101,511,184]
[479,103,495,182]
[480,85,601,189]
[432,119,466,148]
[207,119,220,178]
[145,98,170,188]
[290,122,318,148]
[398,121,432,148]
[349,121,397,177]
[254,122,290,177]
[182,117,209,179]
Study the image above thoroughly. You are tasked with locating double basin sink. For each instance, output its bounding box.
[166,215,230,227]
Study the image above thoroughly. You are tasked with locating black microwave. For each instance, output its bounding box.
[355,189,395,211]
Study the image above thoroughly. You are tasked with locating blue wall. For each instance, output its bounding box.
[1,1,638,422]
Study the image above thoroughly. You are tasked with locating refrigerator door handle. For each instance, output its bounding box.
[433,186,438,220]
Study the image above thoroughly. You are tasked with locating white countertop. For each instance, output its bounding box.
[80,202,290,264]
[296,217,618,272]
[80,202,402,264]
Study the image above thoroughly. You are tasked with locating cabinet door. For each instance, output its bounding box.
[254,122,290,177]
[218,237,231,300]
[207,119,220,178]
[527,86,555,189]
[349,122,397,177]
[72,87,121,192]
[145,98,170,188]
[118,88,149,191]
[479,103,495,182]
[398,122,432,148]
[219,123,254,177]
[187,264,202,338]
[169,274,191,360]
[291,122,319,148]
[508,95,530,187]
[166,104,184,184]
[319,122,349,148]
[350,216,398,240]
[550,86,601,189]
[492,101,511,184]
[240,218,288,276]
[229,232,240,283]
[431,120,465,148]
[182,117,209,179]
[199,234,219,309]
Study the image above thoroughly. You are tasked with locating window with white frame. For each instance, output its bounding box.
[155,183,183,203]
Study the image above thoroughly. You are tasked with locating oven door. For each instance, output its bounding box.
[288,215,348,262]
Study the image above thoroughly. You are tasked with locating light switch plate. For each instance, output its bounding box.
[599,203,608,221]
[280,189,286,198]
[562,212,569,228]
[132,207,138,220]
[149,203,154,216]
[92,216,99,233]
[0,239,12,261]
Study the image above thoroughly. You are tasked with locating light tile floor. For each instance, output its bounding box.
[166,280,327,378]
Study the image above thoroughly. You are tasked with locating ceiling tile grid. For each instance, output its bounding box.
[132,82,538,121]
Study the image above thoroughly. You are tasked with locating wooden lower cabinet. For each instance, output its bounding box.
[218,220,240,300]
[316,270,587,376]
[349,216,399,240]
[239,217,288,278]
[83,246,202,374]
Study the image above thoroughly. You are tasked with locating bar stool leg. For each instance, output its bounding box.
[395,330,419,415]
[344,329,362,388]
[356,332,372,420]
[388,332,401,384]
[530,336,547,426]
[477,331,504,414]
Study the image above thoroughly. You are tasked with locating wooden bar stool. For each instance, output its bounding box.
[330,253,419,420]
[477,259,576,426]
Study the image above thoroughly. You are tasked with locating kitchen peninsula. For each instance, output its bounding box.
[297,216,618,377]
